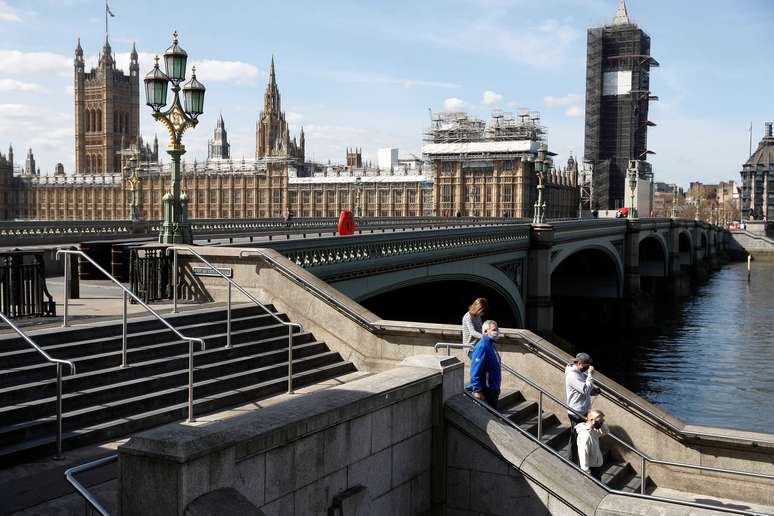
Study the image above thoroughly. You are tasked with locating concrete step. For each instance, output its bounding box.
[0,330,316,406]
[518,412,560,436]
[0,304,269,353]
[503,399,538,424]
[599,460,634,488]
[0,311,279,371]
[538,422,571,450]
[0,340,329,425]
[0,320,302,388]
[0,357,355,464]
[0,349,344,448]
[495,389,524,410]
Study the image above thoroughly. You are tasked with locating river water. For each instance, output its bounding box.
[577,261,774,434]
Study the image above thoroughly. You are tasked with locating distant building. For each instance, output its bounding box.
[378,148,399,171]
[208,114,231,160]
[24,148,36,176]
[346,148,362,168]
[584,0,658,210]
[653,182,684,218]
[741,122,774,220]
[255,57,304,162]
[74,36,140,174]
[422,111,578,218]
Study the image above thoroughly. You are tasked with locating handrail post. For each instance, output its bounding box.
[226,281,232,348]
[537,391,543,441]
[187,339,195,423]
[54,363,64,460]
[121,290,128,368]
[62,255,70,327]
[641,456,646,494]
[172,248,178,313]
[287,325,294,394]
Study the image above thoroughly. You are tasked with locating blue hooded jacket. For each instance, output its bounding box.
[469,334,501,393]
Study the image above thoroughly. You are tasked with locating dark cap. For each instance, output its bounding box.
[573,352,592,365]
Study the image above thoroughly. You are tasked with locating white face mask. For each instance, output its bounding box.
[488,330,499,340]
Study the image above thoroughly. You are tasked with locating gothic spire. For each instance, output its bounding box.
[612,0,630,26]
[270,55,276,85]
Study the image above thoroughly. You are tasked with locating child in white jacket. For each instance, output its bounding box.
[576,409,609,480]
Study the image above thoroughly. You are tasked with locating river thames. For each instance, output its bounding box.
[584,260,774,434]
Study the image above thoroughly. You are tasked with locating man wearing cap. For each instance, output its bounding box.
[565,352,597,463]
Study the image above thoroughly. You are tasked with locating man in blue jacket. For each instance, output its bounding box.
[468,319,502,410]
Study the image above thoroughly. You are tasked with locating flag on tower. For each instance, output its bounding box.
[106,3,115,17]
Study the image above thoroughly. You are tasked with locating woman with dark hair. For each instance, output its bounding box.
[462,297,488,350]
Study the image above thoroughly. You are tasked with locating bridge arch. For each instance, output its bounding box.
[639,234,668,277]
[678,231,693,270]
[550,243,624,298]
[356,273,523,328]
[700,232,709,258]
[550,245,624,342]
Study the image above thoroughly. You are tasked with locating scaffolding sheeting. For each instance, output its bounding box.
[425,110,546,144]
[422,140,537,156]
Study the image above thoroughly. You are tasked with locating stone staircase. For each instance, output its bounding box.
[498,390,652,494]
[0,304,356,465]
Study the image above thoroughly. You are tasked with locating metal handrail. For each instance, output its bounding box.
[0,312,76,459]
[436,342,774,494]
[167,246,303,394]
[463,392,770,516]
[55,249,205,422]
[64,454,117,516]
[238,248,381,332]
[506,330,774,447]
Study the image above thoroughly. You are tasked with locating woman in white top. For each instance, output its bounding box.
[576,409,609,481]
[461,298,488,351]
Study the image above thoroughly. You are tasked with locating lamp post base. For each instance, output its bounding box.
[159,223,193,244]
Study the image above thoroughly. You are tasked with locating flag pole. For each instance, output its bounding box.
[749,122,753,157]
[105,0,108,39]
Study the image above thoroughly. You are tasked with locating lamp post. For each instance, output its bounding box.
[124,152,142,222]
[468,185,477,217]
[695,196,701,222]
[532,144,547,225]
[627,160,638,219]
[670,184,679,219]
[144,32,205,244]
[354,176,363,218]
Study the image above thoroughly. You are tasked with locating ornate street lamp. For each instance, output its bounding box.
[670,184,679,218]
[123,152,142,222]
[354,176,363,218]
[532,144,547,225]
[627,160,638,219]
[695,196,702,222]
[144,31,205,244]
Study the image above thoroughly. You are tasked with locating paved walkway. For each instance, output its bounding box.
[0,277,223,335]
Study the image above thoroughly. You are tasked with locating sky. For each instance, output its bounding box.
[0,0,772,188]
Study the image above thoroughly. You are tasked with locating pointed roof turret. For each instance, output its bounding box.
[612,0,631,26]
[75,37,83,56]
[270,55,276,83]
[131,41,138,59]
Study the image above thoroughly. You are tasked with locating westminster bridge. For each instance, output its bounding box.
[0,216,727,334]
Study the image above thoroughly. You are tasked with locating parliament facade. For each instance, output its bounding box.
[0,36,579,222]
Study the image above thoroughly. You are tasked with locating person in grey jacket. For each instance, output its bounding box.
[565,352,597,463]
[462,298,488,350]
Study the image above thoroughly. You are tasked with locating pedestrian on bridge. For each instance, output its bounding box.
[467,320,502,410]
[462,297,488,352]
[565,352,598,463]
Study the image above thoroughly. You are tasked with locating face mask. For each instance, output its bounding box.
[488,331,499,340]
[593,420,604,429]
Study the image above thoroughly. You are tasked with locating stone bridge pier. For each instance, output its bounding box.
[523,219,729,336]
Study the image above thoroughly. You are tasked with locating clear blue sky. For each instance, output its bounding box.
[1,0,772,188]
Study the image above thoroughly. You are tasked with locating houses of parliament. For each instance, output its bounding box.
[0,35,579,222]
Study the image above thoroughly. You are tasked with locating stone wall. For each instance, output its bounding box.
[119,355,463,516]
[179,247,774,508]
